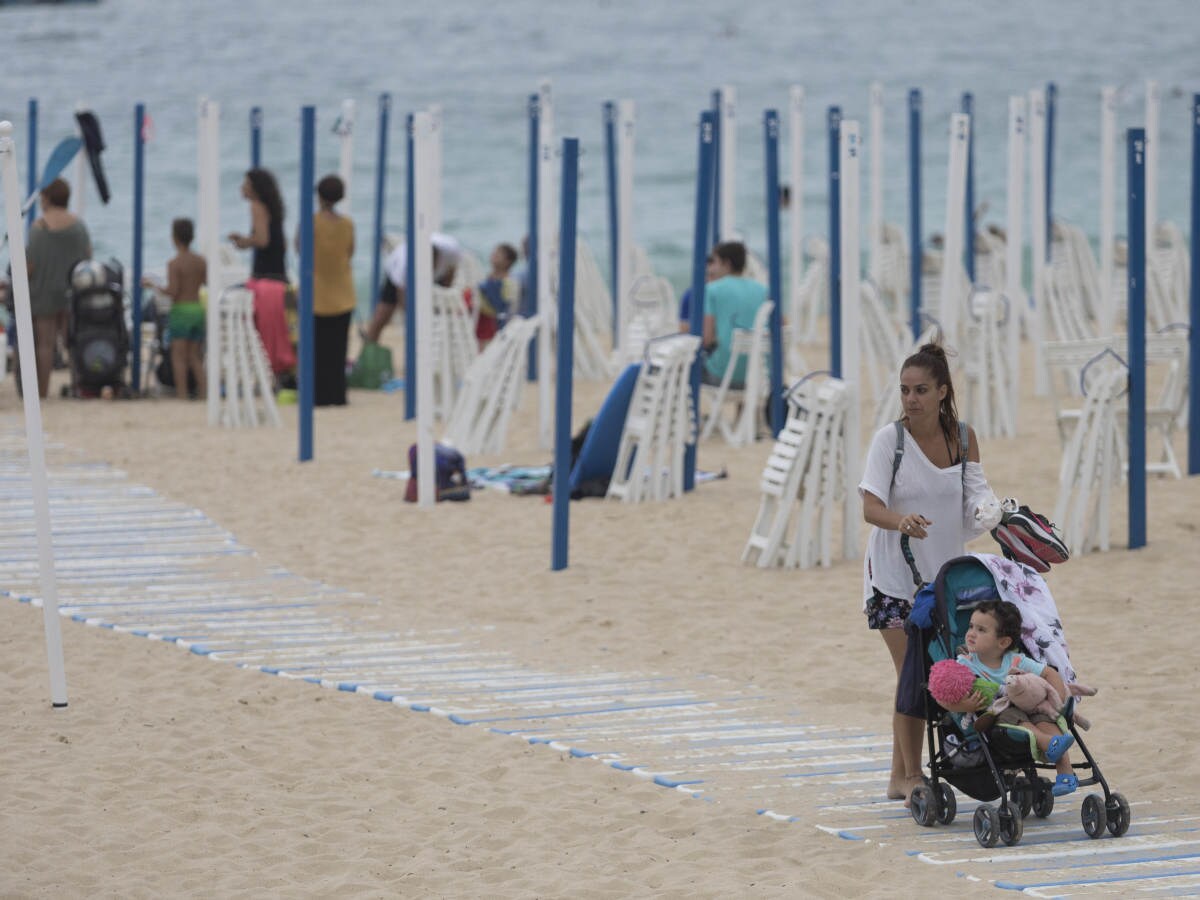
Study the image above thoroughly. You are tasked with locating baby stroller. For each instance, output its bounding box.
[901,544,1129,848]
[65,258,129,398]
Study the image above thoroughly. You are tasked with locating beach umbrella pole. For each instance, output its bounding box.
[1028,88,1048,395]
[868,83,883,284]
[337,99,355,213]
[940,113,970,345]
[0,121,68,708]
[787,86,804,334]
[962,92,975,284]
[25,98,36,233]
[615,99,635,357]
[718,86,736,240]
[298,106,315,462]
[369,93,390,315]
[404,113,416,420]
[1127,128,1147,548]
[131,103,145,393]
[412,111,436,507]
[603,101,618,343]
[1190,94,1200,476]
[827,105,841,375]
[684,110,716,492]
[250,106,262,168]
[199,98,221,425]
[1045,81,1056,256]
[525,93,539,382]
[763,109,785,435]
[536,80,555,450]
[1145,81,1160,248]
[907,89,922,340]
[840,118,862,560]
[551,137,579,571]
[1005,96,1026,430]
[1099,87,1117,338]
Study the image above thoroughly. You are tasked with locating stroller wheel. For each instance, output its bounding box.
[935,782,956,825]
[909,783,936,827]
[1081,794,1108,839]
[998,804,1024,846]
[1105,792,1131,837]
[1032,782,1055,818]
[972,804,1000,848]
[1010,776,1033,818]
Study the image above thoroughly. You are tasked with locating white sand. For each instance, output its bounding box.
[2,338,1197,897]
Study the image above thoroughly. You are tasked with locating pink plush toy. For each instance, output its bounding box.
[927,659,998,707]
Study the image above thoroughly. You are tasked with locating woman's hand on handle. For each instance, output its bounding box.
[898,513,931,540]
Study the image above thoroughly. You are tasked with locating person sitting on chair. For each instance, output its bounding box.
[700,240,768,389]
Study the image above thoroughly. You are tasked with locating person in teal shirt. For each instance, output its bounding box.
[701,241,768,388]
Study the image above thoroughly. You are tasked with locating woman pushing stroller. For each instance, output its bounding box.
[858,342,1002,804]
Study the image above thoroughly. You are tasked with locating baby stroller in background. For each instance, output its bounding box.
[64,258,129,398]
[902,546,1129,848]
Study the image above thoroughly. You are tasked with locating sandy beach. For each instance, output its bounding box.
[2,332,1198,898]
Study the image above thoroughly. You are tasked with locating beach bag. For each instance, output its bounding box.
[404,443,471,503]
[990,504,1069,573]
[348,342,393,389]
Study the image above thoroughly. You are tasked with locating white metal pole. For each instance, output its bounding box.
[868,82,884,284]
[720,85,737,240]
[840,119,862,561]
[940,113,970,347]
[412,111,436,508]
[199,98,222,425]
[0,121,68,707]
[537,81,555,449]
[337,98,355,214]
[72,102,87,218]
[428,103,443,233]
[1028,88,1048,395]
[1145,80,1160,252]
[1005,96,1026,430]
[616,98,635,355]
[788,86,805,329]
[1099,86,1117,338]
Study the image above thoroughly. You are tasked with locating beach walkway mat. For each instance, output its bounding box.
[2,420,1196,896]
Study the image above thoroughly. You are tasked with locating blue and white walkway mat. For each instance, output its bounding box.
[3,423,1195,897]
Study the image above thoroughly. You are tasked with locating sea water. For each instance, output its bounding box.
[0,0,1196,317]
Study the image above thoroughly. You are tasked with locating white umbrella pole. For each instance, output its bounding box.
[412,111,436,508]
[940,113,970,346]
[0,121,68,707]
[337,98,356,213]
[868,82,884,284]
[1099,87,1117,338]
[788,86,805,330]
[719,85,737,240]
[1005,96,1026,432]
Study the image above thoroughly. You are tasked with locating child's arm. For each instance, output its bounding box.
[939,690,989,714]
[162,258,181,301]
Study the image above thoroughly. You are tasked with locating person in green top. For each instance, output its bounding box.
[700,241,768,388]
[23,178,91,399]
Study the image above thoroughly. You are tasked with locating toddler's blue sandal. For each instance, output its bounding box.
[1051,773,1078,797]
[1045,733,1075,764]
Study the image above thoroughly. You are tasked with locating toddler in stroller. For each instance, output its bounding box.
[902,551,1129,848]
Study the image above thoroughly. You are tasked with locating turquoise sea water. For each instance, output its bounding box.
[0,0,1196,313]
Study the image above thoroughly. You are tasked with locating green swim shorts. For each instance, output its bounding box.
[168,301,206,342]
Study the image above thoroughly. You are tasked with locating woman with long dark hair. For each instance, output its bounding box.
[229,167,286,282]
[857,342,999,806]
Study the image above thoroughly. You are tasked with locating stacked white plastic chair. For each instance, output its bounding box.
[617,273,676,367]
[1043,331,1188,478]
[215,285,280,428]
[429,285,478,420]
[859,281,906,426]
[1148,222,1190,331]
[1040,222,1098,345]
[606,334,700,503]
[793,236,829,344]
[572,239,615,381]
[960,289,1016,439]
[742,375,848,569]
[1053,361,1125,555]
[442,316,540,456]
[700,300,775,447]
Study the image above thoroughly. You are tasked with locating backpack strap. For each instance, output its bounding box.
[889,419,905,493]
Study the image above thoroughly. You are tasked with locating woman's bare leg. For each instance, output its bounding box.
[881,628,924,802]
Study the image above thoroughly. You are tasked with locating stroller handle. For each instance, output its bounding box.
[900,534,924,591]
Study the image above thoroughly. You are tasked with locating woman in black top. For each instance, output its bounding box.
[229,168,286,281]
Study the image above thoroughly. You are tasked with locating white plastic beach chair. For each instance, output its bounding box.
[700,300,775,447]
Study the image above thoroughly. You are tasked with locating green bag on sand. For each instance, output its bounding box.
[348,342,394,390]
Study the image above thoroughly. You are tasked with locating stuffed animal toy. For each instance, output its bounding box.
[927,659,1000,708]
[995,670,1097,730]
